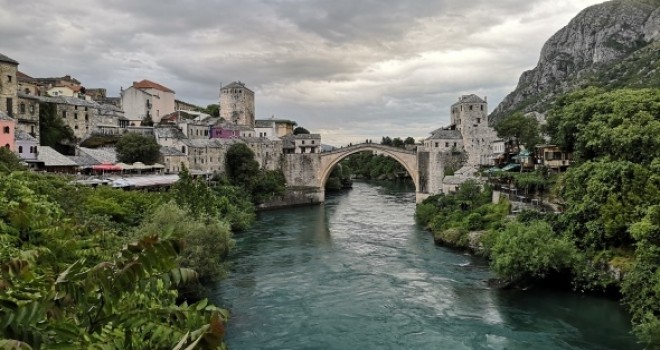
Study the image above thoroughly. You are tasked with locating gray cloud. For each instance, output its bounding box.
[0,0,603,145]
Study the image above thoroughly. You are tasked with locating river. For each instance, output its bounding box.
[210,180,640,349]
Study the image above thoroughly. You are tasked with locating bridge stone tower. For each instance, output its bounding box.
[220,81,255,127]
[450,94,496,166]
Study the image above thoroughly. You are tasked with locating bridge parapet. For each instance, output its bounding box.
[322,143,416,155]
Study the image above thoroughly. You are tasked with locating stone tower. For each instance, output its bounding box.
[0,53,19,118]
[219,81,255,127]
[450,94,495,166]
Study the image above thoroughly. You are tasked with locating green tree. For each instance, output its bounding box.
[547,88,660,164]
[293,126,310,135]
[392,137,404,148]
[141,113,154,126]
[38,102,75,148]
[404,137,416,145]
[0,147,24,173]
[494,112,542,149]
[205,104,220,118]
[225,143,259,189]
[115,133,161,164]
[381,136,393,146]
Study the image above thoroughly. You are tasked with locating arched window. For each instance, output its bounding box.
[18,146,23,153]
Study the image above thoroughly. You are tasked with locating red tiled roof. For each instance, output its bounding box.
[133,79,175,94]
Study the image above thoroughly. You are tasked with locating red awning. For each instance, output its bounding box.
[92,163,122,171]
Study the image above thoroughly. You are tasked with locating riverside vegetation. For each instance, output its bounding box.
[416,87,660,346]
[0,143,283,349]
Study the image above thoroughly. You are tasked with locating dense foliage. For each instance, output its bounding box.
[0,150,259,348]
[38,102,75,151]
[115,133,161,164]
[225,143,286,204]
[418,87,660,345]
[493,112,542,149]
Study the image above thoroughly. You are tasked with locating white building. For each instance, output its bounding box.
[120,80,176,124]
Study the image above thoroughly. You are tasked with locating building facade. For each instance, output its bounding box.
[0,53,19,119]
[220,81,255,127]
[121,79,176,124]
[0,111,16,151]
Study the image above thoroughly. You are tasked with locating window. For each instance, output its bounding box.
[85,114,88,121]
[74,125,78,129]
[7,75,11,82]
[75,105,78,110]
[18,146,22,153]
[453,142,457,147]
[24,88,29,94]
[74,113,78,119]
[181,146,186,153]
[19,103,25,114]
[2,126,9,134]
[435,142,439,147]
[85,107,88,111]
[311,140,315,144]
[62,111,67,118]
[469,105,473,110]
[477,118,481,123]
[302,140,305,145]
[481,105,484,111]
[29,104,34,113]
[445,142,449,147]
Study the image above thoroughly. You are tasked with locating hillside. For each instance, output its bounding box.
[489,0,660,123]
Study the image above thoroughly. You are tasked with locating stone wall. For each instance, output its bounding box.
[282,153,322,188]
[256,186,324,210]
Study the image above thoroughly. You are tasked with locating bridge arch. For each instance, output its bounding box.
[319,144,419,192]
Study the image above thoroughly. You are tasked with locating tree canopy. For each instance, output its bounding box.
[494,112,542,149]
[547,87,660,164]
[293,126,310,135]
[115,133,161,164]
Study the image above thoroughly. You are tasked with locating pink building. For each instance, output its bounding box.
[0,111,16,151]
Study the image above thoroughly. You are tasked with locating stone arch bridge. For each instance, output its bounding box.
[282,143,437,203]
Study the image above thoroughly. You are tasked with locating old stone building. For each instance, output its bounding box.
[220,81,255,127]
[17,71,42,96]
[16,93,40,138]
[255,117,296,140]
[450,94,497,166]
[39,96,124,140]
[282,134,322,154]
[0,53,19,119]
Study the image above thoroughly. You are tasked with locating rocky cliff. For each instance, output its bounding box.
[489,0,660,124]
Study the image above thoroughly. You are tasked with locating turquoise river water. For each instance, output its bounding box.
[210,181,640,349]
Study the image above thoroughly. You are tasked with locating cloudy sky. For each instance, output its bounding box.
[1,0,603,145]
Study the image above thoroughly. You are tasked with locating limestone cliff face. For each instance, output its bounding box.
[489,0,660,123]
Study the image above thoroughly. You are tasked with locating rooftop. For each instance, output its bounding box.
[160,146,186,156]
[132,79,175,94]
[0,111,15,121]
[0,53,19,65]
[452,94,486,106]
[77,147,117,164]
[427,129,462,140]
[14,129,37,142]
[35,146,78,167]
[222,81,253,93]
